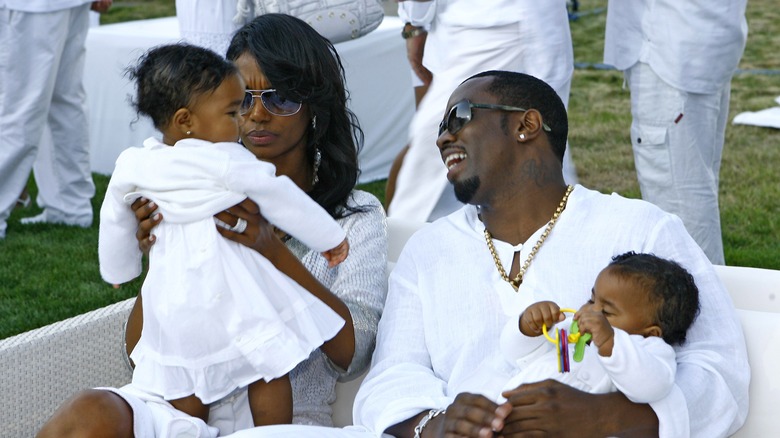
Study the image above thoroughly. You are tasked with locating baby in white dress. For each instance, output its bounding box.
[98,43,348,428]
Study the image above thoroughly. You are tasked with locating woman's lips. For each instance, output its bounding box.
[245,130,277,145]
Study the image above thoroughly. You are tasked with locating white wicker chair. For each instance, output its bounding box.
[0,298,135,436]
[1,218,777,437]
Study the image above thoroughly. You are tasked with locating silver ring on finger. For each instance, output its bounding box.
[232,217,247,234]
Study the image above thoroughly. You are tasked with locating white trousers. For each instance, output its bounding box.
[625,62,728,265]
[0,5,95,233]
[388,12,576,222]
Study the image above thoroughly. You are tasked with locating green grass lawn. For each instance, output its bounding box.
[1,0,778,339]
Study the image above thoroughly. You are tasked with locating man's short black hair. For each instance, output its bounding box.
[466,70,568,163]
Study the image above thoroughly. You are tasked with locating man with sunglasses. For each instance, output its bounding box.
[355,71,748,437]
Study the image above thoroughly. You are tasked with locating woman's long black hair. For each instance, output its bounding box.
[226,13,365,219]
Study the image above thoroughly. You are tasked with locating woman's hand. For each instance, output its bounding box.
[215,198,356,369]
[131,197,162,254]
[214,198,287,262]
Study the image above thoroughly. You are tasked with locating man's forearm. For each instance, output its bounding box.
[594,392,659,437]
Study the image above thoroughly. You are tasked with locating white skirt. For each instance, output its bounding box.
[130,219,345,404]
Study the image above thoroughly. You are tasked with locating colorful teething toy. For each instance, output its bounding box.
[541,308,593,372]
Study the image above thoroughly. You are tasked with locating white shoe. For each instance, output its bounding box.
[15,195,31,209]
[20,209,92,228]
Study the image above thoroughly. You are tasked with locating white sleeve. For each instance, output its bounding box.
[641,215,749,438]
[599,331,676,404]
[397,0,436,27]
[352,245,451,434]
[97,151,144,284]
[225,158,345,252]
[499,316,551,367]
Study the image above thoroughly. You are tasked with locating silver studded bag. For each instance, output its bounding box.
[235,0,384,43]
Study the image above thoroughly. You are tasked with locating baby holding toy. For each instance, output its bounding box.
[499,251,701,403]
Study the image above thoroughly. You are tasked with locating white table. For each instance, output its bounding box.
[83,16,414,183]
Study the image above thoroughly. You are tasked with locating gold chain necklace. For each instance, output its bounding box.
[484,185,574,291]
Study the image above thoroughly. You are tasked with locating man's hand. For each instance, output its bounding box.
[91,0,112,13]
[499,379,658,437]
[499,380,603,437]
[430,393,510,438]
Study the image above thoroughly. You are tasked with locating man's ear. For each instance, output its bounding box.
[516,108,546,141]
[642,324,663,339]
[172,107,193,135]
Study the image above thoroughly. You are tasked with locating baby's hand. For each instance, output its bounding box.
[519,301,564,337]
[322,238,349,268]
[574,306,615,357]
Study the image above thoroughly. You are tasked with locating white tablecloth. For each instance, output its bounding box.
[84,16,414,183]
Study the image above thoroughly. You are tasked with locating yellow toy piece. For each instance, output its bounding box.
[541,308,592,367]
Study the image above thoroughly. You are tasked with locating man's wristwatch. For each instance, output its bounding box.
[402,23,427,39]
[413,408,446,438]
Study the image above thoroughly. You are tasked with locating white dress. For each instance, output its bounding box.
[98,137,346,404]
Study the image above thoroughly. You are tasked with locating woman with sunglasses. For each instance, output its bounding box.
[37,14,387,438]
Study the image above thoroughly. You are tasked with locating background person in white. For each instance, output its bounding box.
[354,71,748,437]
[0,0,111,239]
[387,0,577,222]
[604,1,749,265]
[175,0,240,57]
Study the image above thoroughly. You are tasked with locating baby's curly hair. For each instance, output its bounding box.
[608,251,700,345]
[126,43,238,130]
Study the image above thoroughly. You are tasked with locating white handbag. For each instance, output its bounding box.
[235,0,385,43]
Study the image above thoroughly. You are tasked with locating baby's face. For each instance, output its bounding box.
[187,72,245,143]
[586,267,658,336]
